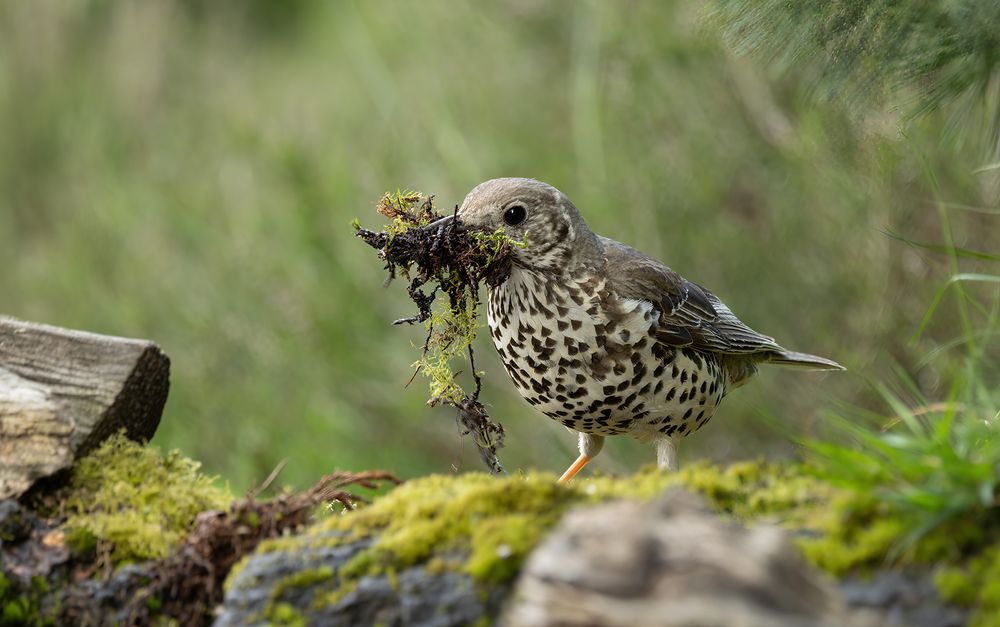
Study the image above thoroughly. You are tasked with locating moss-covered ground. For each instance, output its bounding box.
[6,436,996,625]
[240,460,997,625]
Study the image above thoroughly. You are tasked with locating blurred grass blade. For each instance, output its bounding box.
[877,382,924,436]
[972,161,1000,174]
[914,273,1000,342]
[883,229,1000,262]
[933,200,1000,216]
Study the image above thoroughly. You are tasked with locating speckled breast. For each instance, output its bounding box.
[487,267,729,439]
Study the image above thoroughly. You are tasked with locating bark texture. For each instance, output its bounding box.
[0,316,169,499]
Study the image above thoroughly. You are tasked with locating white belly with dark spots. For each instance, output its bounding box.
[487,268,729,439]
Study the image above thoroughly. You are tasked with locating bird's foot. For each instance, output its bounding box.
[557,453,591,483]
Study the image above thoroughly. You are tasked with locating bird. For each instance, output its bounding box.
[441,178,843,482]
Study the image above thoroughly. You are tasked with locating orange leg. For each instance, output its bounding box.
[557,453,591,483]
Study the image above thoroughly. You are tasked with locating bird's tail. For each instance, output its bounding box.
[766,350,845,371]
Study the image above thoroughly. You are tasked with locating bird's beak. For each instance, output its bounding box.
[423,214,463,234]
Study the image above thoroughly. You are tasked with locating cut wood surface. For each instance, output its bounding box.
[0,316,170,499]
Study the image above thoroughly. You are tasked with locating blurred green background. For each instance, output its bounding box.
[2,1,997,491]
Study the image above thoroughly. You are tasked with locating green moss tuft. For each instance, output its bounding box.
[270,601,307,627]
[324,473,576,582]
[799,511,906,576]
[416,297,482,406]
[466,512,551,584]
[62,433,232,564]
[936,567,979,606]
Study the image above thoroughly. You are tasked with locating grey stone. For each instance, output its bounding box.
[505,488,875,627]
[840,570,967,627]
[216,533,506,627]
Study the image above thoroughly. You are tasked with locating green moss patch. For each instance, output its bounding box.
[62,433,231,565]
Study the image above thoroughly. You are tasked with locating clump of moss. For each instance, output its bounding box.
[797,496,908,576]
[62,433,231,565]
[795,490,990,578]
[355,190,525,473]
[269,601,307,627]
[583,460,835,520]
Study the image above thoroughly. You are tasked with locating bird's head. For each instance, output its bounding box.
[452,178,597,272]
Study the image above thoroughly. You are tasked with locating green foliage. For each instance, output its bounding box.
[799,195,1000,621]
[712,0,1000,150]
[376,189,435,242]
[63,433,232,564]
[807,395,999,552]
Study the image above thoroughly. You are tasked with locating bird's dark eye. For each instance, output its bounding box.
[503,205,527,226]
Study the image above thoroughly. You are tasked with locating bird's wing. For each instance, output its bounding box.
[599,237,783,355]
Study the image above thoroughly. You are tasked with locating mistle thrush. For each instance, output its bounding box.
[440,178,843,482]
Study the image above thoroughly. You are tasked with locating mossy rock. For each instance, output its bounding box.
[218,463,837,625]
[217,460,992,626]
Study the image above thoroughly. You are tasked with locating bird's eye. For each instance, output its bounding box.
[503,205,527,226]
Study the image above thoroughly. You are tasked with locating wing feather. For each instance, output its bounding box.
[599,237,782,355]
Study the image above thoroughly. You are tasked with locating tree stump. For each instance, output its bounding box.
[0,316,170,499]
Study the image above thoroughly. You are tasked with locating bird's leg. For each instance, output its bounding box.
[558,433,604,483]
[656,437,679,471]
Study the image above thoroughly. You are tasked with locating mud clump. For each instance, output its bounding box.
[355,191,521,473]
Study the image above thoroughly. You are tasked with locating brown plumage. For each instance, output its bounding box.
[454,178,843,481]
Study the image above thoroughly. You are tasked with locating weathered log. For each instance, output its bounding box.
[0,316,169,499]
